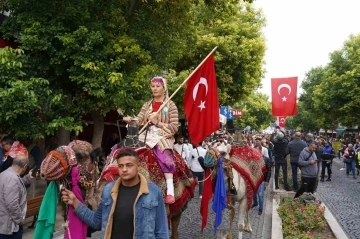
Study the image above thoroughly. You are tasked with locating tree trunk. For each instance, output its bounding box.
[57,127,70,145]
[91,111,104,148]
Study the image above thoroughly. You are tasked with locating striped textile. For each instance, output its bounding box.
[136,98,178,151]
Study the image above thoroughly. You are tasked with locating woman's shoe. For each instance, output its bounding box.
[165,195,175,204]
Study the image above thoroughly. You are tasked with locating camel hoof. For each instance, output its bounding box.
[238,224,244,231]
[225,232,232,239]
[244,225,252,232]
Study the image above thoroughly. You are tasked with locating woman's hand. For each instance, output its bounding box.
[148,112,159,125]
[123,116,132,123]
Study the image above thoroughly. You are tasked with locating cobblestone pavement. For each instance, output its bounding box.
[176,182,272,239]
[316,158,360,239]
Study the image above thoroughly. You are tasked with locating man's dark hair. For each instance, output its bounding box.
[2,135,14,145]
[116,148,139,161]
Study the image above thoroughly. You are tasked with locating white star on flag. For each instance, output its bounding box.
[198,101,206,111]
[282,96,287,102]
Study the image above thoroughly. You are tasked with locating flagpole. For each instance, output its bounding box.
[138,46,218,135]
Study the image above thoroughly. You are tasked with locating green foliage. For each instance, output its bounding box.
[291,34,360,131]
[0,47,50,138]
[1,0,266,141]
[278,196,329,239]
[232,92,274,130]
[186,1,266,105]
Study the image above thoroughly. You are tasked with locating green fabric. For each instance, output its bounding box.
[34,181,59,239]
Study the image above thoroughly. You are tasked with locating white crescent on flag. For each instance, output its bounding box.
[192,77,208,111]
[192,77,208,100]
[277,84,291,95]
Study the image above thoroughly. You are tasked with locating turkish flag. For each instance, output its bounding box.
[184,54,219,145]
[271,77,298,116]
[278,116,286,128]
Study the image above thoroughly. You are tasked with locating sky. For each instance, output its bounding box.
[253,0,360,100]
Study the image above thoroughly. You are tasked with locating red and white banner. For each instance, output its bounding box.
[278,116,286,128]
[271,77,298,116]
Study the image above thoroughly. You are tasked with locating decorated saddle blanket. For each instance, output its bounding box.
[230,145,266,210]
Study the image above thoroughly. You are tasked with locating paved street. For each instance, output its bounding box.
[316,158,360,239]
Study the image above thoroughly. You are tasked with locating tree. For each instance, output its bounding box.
[1,0,266,145]
[232,92,274,131]
[0,47,51,139]
[293,34,360,132]
[313,34,360,127]
[285,102,319,132]
[2,0,199,146]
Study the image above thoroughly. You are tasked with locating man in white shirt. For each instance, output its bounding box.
[184,138,194,162]
[202,136,211,150]
[189,143,206,198]
[173,136,189,163]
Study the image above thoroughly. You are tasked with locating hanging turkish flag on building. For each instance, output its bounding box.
[278,116,286,128]
[271,77,298,116]
[184,54,219,145]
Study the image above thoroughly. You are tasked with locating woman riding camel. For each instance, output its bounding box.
[123,76,178,204]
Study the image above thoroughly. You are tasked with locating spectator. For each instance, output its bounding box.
[252,138,271,215]
[202,136,211,150]
[174,136,189,162]
[305,133,314,145]
[0,136,28,174]
[339,142,347,170]
[295,141,318,198]
[184,138,193,161]
[22,138,42,170]
[271,131,290,191]
[0,154,34,238]
[320,141,335,182]
[189,143,206,198]
[285,131,307,191]
[345,144,356,179]
[61,148,169,239]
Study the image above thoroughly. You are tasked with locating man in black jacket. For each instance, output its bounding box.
[271,131,290,191]
[285,132,307,191]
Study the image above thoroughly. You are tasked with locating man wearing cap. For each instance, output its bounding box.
[285,132,307,191]
[295,141,318,198]
[0,154,34,239]
[271,130,290,191]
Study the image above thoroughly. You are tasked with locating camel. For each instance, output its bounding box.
[203,134,266,239]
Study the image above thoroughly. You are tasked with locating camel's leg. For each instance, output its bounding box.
[237,197,248,239]
[244,211,252,232]
[225,199,235,239]
[170,211,182,239]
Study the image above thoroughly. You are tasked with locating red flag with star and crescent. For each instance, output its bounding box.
[278,116,286,128]
[184,54,219,145]
[271,77,298,116]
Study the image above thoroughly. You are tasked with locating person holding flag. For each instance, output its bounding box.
[123,76,178,204]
